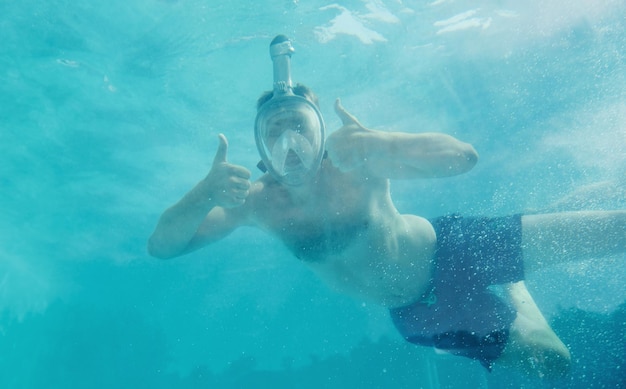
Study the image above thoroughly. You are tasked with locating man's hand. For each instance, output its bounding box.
[326,99,379,172]
[147,134,251,259]
[204,134,251,208]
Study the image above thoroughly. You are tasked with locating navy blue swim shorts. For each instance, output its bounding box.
[389,214,525,371]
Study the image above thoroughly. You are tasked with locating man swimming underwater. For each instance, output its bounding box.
[148,35,626,377]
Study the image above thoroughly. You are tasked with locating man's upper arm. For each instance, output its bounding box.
[365,132,478,179]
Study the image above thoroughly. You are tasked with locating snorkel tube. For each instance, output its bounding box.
[270,35,295,96]
[254,35,326,186]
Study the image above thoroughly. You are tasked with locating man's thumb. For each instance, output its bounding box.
[334,98,360,126]
[213,133,228,164]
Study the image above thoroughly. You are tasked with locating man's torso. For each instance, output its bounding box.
[247,162,437,307]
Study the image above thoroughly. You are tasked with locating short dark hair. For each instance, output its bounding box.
[256,83,319,110]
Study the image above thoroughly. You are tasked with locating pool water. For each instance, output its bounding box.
[1,1,625,387]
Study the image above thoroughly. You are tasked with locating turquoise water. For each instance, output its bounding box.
[1,1,625,387]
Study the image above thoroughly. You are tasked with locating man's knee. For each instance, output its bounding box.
[525,342,571,379]
[541,345,571,378]
[499,323,571,378]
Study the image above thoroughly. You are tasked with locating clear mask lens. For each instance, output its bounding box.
[255,96,325,185]
[271,129,316,174]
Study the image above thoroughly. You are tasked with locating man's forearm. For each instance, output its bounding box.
[147,182,216,259]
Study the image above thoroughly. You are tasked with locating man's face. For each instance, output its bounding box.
[255,96,325,186]
[264,108,318,169]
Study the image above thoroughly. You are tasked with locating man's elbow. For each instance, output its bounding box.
[147,237,180,260]
[460,143,479,172]
[444,144,478,176]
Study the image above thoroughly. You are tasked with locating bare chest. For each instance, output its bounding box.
[258,188,372,261]
[249,174,435,306]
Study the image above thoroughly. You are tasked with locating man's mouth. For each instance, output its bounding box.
[285,150,302,166]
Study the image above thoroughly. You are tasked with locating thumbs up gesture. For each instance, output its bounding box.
[326,99,377,172]
[205,134,251,208]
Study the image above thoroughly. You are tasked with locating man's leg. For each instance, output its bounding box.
[496,281,571,378]
[503,210,625,376]
[521,210,626,273]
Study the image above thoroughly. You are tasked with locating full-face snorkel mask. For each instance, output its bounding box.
[255,35,325,186]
